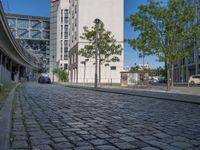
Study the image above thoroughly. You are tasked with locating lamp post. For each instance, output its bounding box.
[94,18,100,88]
[81,59,89,86]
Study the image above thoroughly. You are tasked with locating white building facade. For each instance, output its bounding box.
[68,0,124,84]
[50,0,124,83]
[50,0,69,78]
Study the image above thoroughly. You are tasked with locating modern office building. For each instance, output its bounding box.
[6,13,50,72]
[173,0,200,82]
[50,0,69,78]
[50,0,124,83]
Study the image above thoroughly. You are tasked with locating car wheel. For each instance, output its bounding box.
[190,81,195,85]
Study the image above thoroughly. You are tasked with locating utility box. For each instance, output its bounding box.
[121,71,149,87]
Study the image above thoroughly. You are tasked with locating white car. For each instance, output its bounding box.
[188,75,200,85]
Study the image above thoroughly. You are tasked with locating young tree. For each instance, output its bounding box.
[79,21,122,83]
[53,68,68,82]
[127,0,200,90]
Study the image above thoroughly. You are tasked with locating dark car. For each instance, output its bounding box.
[38,76,51,84]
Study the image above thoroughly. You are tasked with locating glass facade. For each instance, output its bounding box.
[6,14,50,72]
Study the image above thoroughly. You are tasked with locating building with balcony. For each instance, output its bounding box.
[6,13,50,72]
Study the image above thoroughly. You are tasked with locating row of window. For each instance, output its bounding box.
[7,18,49,30]
[10,29,49,39]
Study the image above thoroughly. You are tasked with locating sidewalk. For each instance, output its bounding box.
[60,82,200,105]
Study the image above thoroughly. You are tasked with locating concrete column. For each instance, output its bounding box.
[0,52,3,64]
[0,53,2,83]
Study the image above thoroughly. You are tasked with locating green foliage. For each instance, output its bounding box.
[79,21,123,63]
[53,68,69,82]
[130,66,140,72]
[128,0,200,90]
[127,0,200,63]
[147,67,166,77]
[0,82,16,103]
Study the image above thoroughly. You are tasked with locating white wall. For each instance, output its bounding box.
[76,0,124,83]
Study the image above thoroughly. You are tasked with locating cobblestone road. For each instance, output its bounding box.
[10,82,200,150]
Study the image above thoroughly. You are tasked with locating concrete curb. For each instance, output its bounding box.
[65,85,200,105]
[0,83,19,150]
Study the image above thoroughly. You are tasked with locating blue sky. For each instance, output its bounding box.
[2,0,164,68]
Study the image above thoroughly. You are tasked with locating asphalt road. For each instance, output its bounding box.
[10,82,200,150]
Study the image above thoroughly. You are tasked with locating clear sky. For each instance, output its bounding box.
[1,0,164,68]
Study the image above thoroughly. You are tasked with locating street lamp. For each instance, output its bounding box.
[81,58,89,85]
[94,18,101,88]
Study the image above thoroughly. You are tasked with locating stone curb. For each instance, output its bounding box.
[65,85,200,105]
[0,83,19,150]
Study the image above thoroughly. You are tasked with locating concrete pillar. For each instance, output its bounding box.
[0,52,2,64]
[0,53,2,83]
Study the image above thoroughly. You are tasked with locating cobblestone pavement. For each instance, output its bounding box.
[10,82,200,150]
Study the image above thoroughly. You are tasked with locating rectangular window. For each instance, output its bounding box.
[43,31,49,39]
[43,21,49,29]
[61,40,63,50]
[18,29,29,38]
[8,18,16,28]
[30,20,41,29]
[64,40,68,48]
[61,10,63,23]
[18,19,29,28]
[64,64,68,69]
[110,66,116,70]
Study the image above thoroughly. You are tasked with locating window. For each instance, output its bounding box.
[8,18,16,28]
[110,66,116,70]
[61,9,63,23]
[64,40,68,48]
[43,21,49,29]
[64,9,68,16]
[64,31,68,39]
[30,20,41,29]
[64,64,68,70]
[10,28,16,37]
[18,19,29,28]
[43,31,49,39]
[73,53,76,63]
[31,30,41,39]
[18,29,29,38]
[61,40,63,50]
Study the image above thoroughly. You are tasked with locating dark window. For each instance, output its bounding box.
[192,76,200,79]
[64,64,68,70]
[110,66,116,70]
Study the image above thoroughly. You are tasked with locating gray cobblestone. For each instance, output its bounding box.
[10,83,200,150]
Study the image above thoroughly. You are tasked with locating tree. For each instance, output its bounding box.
[130,65,140,72]
[79,20,123,83]
[53,68,68,82]
[127,0,200,90]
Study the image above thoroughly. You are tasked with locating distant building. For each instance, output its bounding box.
[138,64,149,71]
[50,0,124,84]
[6,13,50,72]
[173,0,200,82]
[50,0,69,77]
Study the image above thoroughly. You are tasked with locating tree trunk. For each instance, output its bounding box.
[99,55,101,85]
[171,63,174,87]
[167,58,171,91]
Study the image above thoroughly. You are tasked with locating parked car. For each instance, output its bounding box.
[188,75,200,85]
[38,75,51,84]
